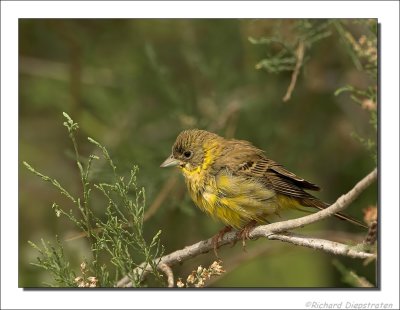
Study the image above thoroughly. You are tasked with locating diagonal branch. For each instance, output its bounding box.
[117,168,377,287]
[283,40,305,102]
[267,232,372,259]
[158,263,174,288]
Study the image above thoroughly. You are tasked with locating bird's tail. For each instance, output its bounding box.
[300,197,368,229]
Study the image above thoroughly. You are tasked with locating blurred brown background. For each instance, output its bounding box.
[19,19,377,287]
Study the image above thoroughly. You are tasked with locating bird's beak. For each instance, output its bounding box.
[160,155,180,168]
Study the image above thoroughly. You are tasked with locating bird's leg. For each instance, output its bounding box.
[212,226,232,257]
[236,220,258,251]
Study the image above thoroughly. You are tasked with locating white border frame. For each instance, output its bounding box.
[1,1,399,309]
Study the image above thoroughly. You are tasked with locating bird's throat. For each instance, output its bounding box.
[181,140,220,189]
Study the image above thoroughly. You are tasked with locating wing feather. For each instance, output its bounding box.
[235,156,320,196]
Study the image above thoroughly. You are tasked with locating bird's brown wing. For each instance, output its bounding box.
[267,162,320,191]
[218,140,319,196]
[234,155,320,197]
[230,154,367,228]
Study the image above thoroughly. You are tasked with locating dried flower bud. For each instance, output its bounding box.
[195,278,205,288]
[358,35,367,45]
[87,276,98,283]
[201,270,210,279]
[361,99,376,111]
[187,273,195,284]
[363,206,377,226]
[210,260,225,275]
[74,276,83,284]
[80,262,87,272]
[176,278,185,288]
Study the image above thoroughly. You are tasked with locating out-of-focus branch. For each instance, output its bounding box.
[117,168,377,287]
[283,40,305,102]
[144,174,179,222]
[19,56,116,87]
[332,259,374,287]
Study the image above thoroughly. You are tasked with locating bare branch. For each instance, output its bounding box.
[158,263,174,288]
[348,271,374,288]
[364,221,378,245]
[117,168,377,287]
[283,40,305,102]
[267,233,372,259]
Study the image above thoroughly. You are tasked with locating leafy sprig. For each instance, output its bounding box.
[25,113,164,287]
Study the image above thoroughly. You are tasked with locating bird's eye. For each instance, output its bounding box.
[183,151,192,159]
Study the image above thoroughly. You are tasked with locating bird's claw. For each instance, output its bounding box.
[236,220,257,251]
[212,226,232,258]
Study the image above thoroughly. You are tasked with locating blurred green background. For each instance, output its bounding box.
[19,19,377,287]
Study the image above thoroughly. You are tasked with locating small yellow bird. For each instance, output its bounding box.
[161,129,366,244]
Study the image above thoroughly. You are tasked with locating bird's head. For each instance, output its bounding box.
[160,129,220,172]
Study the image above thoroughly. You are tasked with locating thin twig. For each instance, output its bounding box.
[333,259,374,287]
[363,221,378,245]
[267,233,371,259]
[158,263,174,288]
[283,40,305,102]
[210,100,241,133]
[116,168,377,287]
[144,174,179,222]
[349,271,374,287]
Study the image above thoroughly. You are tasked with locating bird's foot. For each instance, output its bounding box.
[236,220,258,251]
[212,226,232,258]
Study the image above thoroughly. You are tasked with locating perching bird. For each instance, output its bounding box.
[160,129,366,248]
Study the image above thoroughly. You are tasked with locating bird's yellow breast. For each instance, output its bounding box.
[182,166,280,228]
